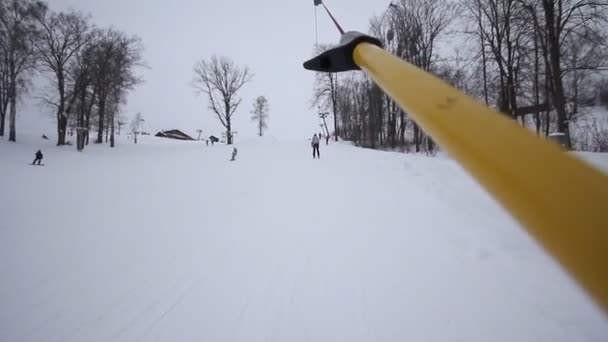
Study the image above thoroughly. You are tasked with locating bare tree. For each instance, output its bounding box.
[321,0,455,153]
[90,30,118,144]
[540,0,608,147]
[60,26,143,150]
[79,28,142,146]
[463,0,530,117]
[0,28,9,137]
[106,32,143,148]
[462,0,554,133]
[250,95,269,137]
[0,0,42,142]
[192,55,253,145]
[561,20,608,131]
[32,7,91,145]
[67,32,97,151]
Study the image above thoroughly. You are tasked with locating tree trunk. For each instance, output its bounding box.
[545,70,551,137]
[226,115,232,145]
[551,69,570,145]
[57,115,68,145]
[543,31,551,137]
[534,25,541,135]
[105,121,109,143]
[77,115,84,151]
[543,0,571,148]
[427,136,435,154]
[0,111,5,137]
[0,77,6,136]
[369,110,375,148]
[399,108,405,145]
[545,108,551,137]
[329,73,338,142]
[571,67,579,119]
[507,72,517,118]
[77,86,87,151]
[258,119,263,137]
[388,95,397,149]
[478,6,489,105]
[549,56,570,145]
[110,117,115,148]
[8,92,16,142]
[85,92,95,146]
[56,72,67,146]
[414,123,420,153]
[85,112,91,146]
[0,80,6,137]
[96,95,106,143]
[77,114,84,151]
[332,96,338,142]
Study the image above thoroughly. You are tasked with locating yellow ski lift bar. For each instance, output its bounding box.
[304,31,608,313]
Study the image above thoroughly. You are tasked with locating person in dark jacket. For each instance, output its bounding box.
[32,150,43,165]
[311,134,320,159]
[230,147,238,161]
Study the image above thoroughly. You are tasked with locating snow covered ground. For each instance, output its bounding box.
[1,134,607,342]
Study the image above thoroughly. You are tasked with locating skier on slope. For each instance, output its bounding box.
[230,147,238,161]
[311,134,320,159]
[32,150,43,165]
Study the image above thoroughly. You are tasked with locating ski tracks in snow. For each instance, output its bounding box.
[2,140,606,342]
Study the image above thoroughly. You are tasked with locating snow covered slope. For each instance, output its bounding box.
[1,135,607,342]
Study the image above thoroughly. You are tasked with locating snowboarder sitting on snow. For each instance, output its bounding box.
[32,150,43,165]
[311,134,320,159]
[230,147,238,161]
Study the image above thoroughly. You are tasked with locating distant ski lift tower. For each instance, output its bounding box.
[319,111,330,137]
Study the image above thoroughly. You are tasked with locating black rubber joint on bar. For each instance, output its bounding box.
[303,31,383,73]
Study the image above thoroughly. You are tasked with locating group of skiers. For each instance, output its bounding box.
[28,135,329,164]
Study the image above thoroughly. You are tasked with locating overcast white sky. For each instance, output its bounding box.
[22,0,395,140]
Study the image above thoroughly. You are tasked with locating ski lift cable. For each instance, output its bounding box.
[314,0,344,36]
[314,5,318,46]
